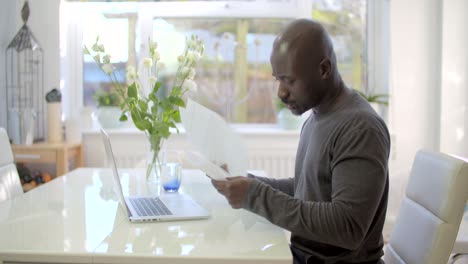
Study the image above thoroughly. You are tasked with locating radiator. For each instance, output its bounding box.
[111,151,296,179]
[248,153,296,179]
[84,128,300,180]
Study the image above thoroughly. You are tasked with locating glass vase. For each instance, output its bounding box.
[146,136,165,183]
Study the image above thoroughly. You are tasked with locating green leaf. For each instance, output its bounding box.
[153,123,170,138]
[124,97,134,104]
[138,101,148,113]
[160,99,171,110]
[130,110,144,130]
[127,83,138,99]
[151,105,159,115]
[83,46,90,55]
[173,110,181,123]
[153,82,161,94]
[119,112,128,122]
[92,43,100,52]
[93,54,101,63]
[119,101,126,109]
[149,93,157,102]
[169,96,185,107]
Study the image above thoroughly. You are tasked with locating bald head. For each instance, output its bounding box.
[271,19,345,115]
[271,19,337,79]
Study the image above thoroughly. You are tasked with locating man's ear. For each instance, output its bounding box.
[319,58,332,79]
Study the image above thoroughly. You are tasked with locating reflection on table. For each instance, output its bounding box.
[0,168,291,264]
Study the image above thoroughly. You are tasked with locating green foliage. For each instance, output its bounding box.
[84,35,204,151]
[93,89,121,107]
[274,97,287,112]
[354,89,389,106]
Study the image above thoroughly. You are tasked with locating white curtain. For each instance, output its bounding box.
[440,0,468,157]
[388,0,468,224]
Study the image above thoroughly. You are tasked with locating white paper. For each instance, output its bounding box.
[180,99,248,178]
[184,150,230,180]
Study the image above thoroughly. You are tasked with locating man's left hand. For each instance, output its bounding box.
[211,176,253,209]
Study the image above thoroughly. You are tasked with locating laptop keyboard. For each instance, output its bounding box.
[129,197,173,217]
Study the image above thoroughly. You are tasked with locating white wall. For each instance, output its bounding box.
[390,0,443,173]
[440,0,468,157]
[0,1,18,130]
[0,0,60,132]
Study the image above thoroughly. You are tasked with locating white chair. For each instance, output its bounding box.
[0,127,23,203]
[384,150,468,264]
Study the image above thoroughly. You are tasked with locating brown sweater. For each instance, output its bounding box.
[243,90,390,263]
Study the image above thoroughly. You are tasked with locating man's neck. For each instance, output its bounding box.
[313,81,348,115]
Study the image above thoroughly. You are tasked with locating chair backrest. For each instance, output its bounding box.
[0,127,23,203]
[384,150,468,264]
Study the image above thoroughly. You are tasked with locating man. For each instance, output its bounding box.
[212,19,390,264]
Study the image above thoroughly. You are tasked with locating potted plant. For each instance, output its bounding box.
[94,89,123,129]
[85,36,204,182]
[275,98,302,130]
[353,89,389,117]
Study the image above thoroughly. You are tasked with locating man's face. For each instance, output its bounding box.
[270,48,326,116]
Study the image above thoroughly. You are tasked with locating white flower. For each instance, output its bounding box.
[103,54,111,64]
[178,66,190,79]
[222,32,231,40]
[152,51,160,62]
[149,76,158,83]
[187,68,196,80]
[126,66,138,84]
[143,58,153,68]
[186,39,195,49]
[149,40,158,51]
[177,55,184,63]
[156,62,165,70]
[102,63,113,75]
[187,51,200,63]
[182,79,197,92]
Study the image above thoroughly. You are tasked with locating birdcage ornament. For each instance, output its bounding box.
[6,0,45,144]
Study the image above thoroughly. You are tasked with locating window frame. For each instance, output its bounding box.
[61,0,388,123]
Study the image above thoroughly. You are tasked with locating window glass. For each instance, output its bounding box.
[151,18,292,123]
[82,12,128,107]
[312,0,367,91]
[79,0,367,123]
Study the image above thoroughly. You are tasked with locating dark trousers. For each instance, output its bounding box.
[290,245,384,264]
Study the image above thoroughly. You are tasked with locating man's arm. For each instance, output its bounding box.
[247,173,294,196]
[216,127,389,250]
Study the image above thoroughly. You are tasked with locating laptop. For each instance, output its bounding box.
[100,128,210,222]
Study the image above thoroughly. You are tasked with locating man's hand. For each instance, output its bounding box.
[211,176,253,209]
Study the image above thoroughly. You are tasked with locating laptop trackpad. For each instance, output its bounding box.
[159,195,202,215]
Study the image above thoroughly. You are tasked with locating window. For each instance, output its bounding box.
[312,0,367,92]
[63,0,375,124]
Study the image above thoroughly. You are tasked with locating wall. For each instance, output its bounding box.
[440,0,468,157]
[0,1,17,130]
[390,0,443,173]
[0,0,60,132]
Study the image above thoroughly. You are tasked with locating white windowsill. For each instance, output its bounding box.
[82,123,301,136]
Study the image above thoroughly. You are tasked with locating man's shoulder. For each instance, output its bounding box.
[334,106,389,140]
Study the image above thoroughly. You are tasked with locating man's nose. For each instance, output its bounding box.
[277,82,289,100]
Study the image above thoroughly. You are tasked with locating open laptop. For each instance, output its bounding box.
[100,128,210,222]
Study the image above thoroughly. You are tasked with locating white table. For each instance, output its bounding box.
[0,168,291,264]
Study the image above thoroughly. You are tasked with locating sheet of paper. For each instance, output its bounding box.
[184,150,230,180]
[180,99,248,178]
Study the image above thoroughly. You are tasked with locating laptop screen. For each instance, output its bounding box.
[100,128,129,211]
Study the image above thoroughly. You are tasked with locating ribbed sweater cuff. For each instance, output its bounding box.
[242,179,264,210]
